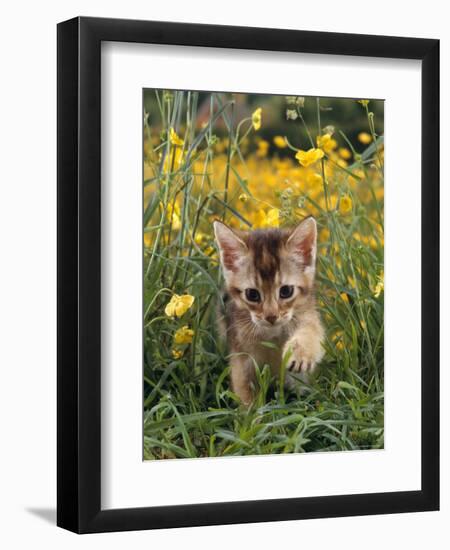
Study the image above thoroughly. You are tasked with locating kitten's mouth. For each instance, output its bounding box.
[254,318,289,329]
[261,320,277,328]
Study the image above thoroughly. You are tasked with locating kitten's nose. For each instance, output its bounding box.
[265,315,277,325]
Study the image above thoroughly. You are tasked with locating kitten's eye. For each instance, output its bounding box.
[245,288,261,303]
[279,285,294,299]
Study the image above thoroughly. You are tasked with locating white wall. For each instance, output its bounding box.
[0,0,447,547]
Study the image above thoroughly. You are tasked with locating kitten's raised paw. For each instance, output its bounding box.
[289,358,315,373]
[283,339,317,375]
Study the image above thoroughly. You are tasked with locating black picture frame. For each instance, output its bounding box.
[57,16,440,534]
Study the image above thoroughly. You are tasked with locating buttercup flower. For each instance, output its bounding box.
[144,230,152,248]
[256,139,269,157]
[193,232,206,245]
[373,272,384,298]
[169,127,184,146]
[336,339,345,352]
[165,294,195,317]
[165,202,181,230]
[358,132,372,145]
[332,330,345,351]
[266,208,279,227]
[273,135,287,148]
[254,208,279,228]
[204,245,218,261]
[316,133,338,155]
[239,193,248,202]
[252,107,262,131]
[173,325,195,345]
[295,148,324,167]
[339,195,353,215]
[171,349,183,359]
[307,172,323,187]
[339,147,352,160]
[161,147,185,173]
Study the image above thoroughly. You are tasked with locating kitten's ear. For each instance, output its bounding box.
[213,220,248,272]
[286,217,317,268]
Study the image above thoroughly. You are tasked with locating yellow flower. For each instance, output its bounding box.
[332,330,345,351]
[319,228,330,242]
[169,127,184,146]
[316,134,337,155]
[340,292,349,304]
[256,139,269,157]
[266,208,279,227]
[171,349,183,359]
[252,210,265,228]
[165,202,181,230]
[239,193,248,202]
[358,132,372,145]
[173,325,194,345]
[254,208,279,228]
[295,148,324,167]
[273,135,287,148]
[373,272,384,298]
[161,147,185,173]
[339,147,352,160]
[339,195,353,215]
[326,268,336,283]
[357,99,370,107]
[171,215,181,230]
[144,231,152,248]
[164,294,195,318]
[204,245,218,261]
[193,231,206,245]
[252,107,262,131]
[307,172,323,187]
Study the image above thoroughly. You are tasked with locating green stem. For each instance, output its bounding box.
[223,99,235,220]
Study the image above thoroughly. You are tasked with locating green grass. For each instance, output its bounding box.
[143,90,384,460]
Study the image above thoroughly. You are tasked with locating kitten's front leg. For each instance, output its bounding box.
[283,313,324,381]
[230,355,255,407]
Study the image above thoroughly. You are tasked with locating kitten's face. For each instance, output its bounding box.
[214,218,317,331]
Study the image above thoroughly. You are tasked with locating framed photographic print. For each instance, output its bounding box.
[57,17,439,533]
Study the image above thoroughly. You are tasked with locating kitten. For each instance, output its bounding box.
[213,217,324,406]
